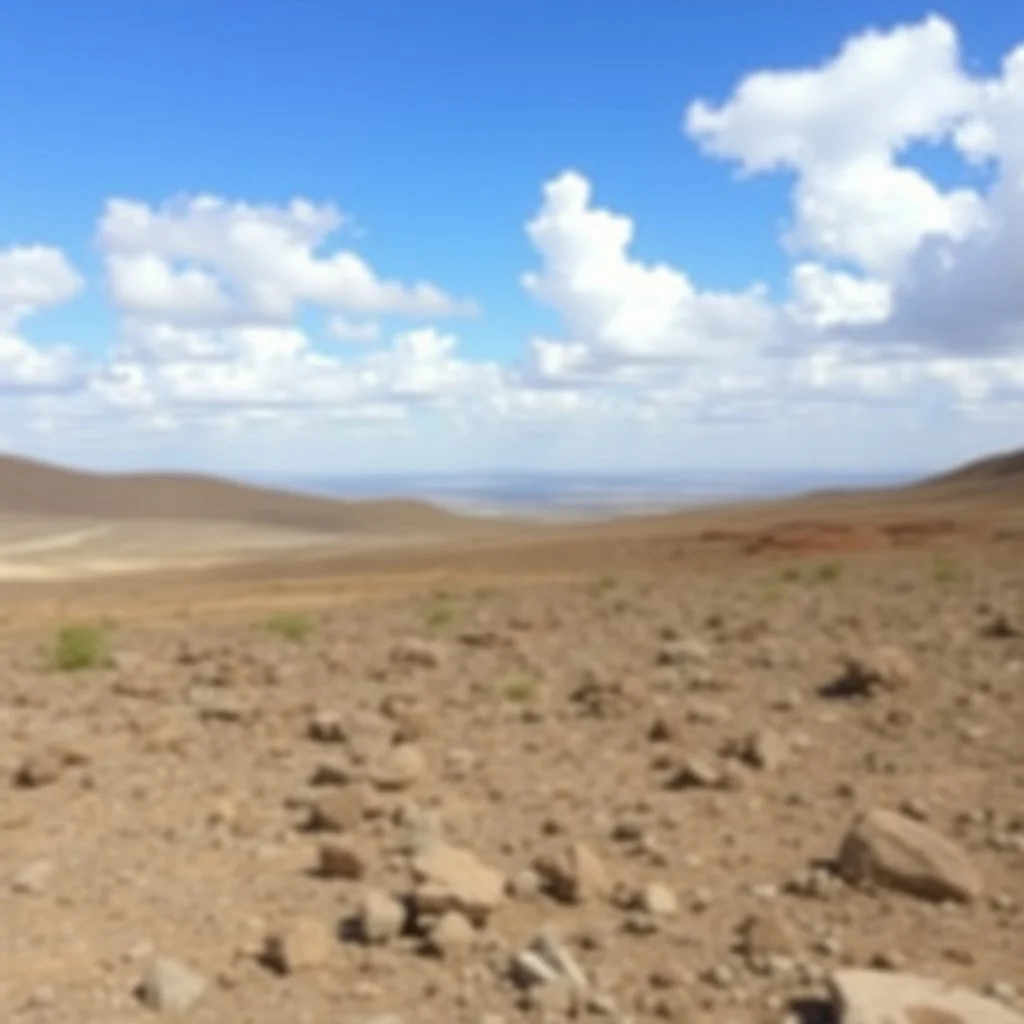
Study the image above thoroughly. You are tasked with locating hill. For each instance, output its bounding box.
[0,453,466,535]
[911,447,1024,493]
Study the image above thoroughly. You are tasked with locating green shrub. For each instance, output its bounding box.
[502,674,541,703]
[814,560,844,583]
[263,611,315,643]
[424,601,457,628]
[52,624,110,672]
[931,554,962,584]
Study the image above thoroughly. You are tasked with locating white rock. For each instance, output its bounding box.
[831,970,1024,1024]
[137,957,207,1013]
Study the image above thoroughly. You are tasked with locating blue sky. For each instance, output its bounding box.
[1,1,1022,476]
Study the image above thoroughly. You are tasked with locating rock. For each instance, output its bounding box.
[837,808,983,903]
[370,744,427,791]
[379,694,428,742]
[318,838,369,879]
[306,789,367,832]
[512,932,589,991]
[411,843,505,924]
[686,699,731,724]
[11,858,54,894]
[638,882,678,917]
[534,842,611,904]
[737,910,798,970]
[424,910,476,958]
[981,614,1019,639]
[740,728,787,771]
[507,867,543,900]
[668,756,727,790]
[390,639,444,669]
[309,761,353,786]
[137,957,207,1012]
[358,889,407,945]
[308,710,346,743]
[829,970,1024,1024]
[656,639,711,667]
[263,916,332,974]
[13,746,86,788]
[837,647,919,697]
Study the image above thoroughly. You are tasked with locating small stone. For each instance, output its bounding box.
[137,957,207,1012]
[11,858,53,894]
[740,728,787,771]
[656,639,711,666]
[528,932,589,991]
[507,867,543,900]
[512,950,562,988]
[308,710,346,742]
[690,887,713,912]
[371,744,427,791]
[424,911,476,958]
[738,910,798,969]
[358,889,407,945]
[13,746,84,788]
[836,646,919,697]
[983,981,1019,1005]
[263,916,332,974]
[899,798,929,822]
[390,639,444,669]
[534,842,611,904]
[412,843,506,924]
[318,838,369,879]
[702,963,736,990]
[639,882,678,917]
[306,789,366,832]
[668,756,725,790]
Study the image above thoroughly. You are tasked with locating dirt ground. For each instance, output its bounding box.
[0,506,1022,1023]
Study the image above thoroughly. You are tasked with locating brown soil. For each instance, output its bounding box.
[0,472,1022,1023]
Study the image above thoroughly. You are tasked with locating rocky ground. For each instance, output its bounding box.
[1,539,1022,1023]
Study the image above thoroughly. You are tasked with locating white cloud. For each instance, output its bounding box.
[0,246,85,391]
[3,15,1023,473]
[328,316,382,343]
[685,16,986,276]
[0,246,83,325]
[99,195,479,326]
[521,170,775,382]
[786,263,892,329]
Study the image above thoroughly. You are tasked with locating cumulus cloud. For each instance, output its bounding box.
[521,170,775,383]
[99,195,479,326]
[685,14,1024,365]
[3,14,1023,469]
[0,246,85,391]
[328,316,382,343]
[685,15,986,275]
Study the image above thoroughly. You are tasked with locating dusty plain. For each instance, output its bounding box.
[0,464,1022,1024]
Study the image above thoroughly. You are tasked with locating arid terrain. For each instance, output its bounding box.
[0,451,1022,1024]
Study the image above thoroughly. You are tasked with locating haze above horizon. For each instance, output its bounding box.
[2,1,1022,478]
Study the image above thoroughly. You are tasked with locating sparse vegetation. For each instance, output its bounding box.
[51,623,111,672]
[591,573,619,594]
[814,560,845,583]
[263,611,315,643]
[424,600,457,629]
[932,553,962,584]
[502,673,541,703]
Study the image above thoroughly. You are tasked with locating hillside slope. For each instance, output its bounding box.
[0,454,465,534]
[908,447,1024,497]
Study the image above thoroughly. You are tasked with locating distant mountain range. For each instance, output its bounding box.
[0,447,1019,530]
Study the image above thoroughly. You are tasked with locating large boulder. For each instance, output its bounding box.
[836,808,983,903]
[830,970,1023,1024]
